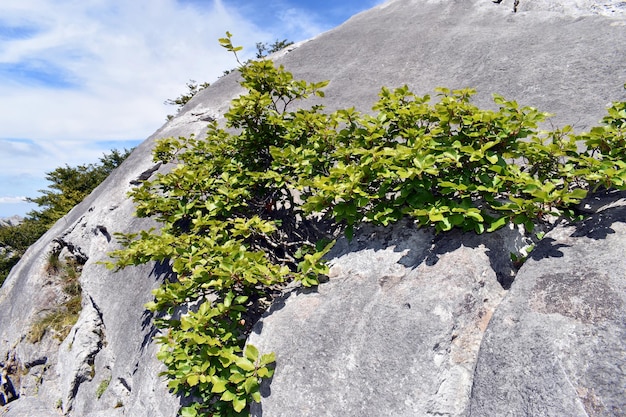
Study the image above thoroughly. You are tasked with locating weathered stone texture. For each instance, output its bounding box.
[468,191,626,417]
[248,222,517,416]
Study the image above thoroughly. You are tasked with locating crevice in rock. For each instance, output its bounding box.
[57,215,85,240]
[95,225,111,243]
[118,377,131,393]
[191,112,216,122]
[60,295,107,414]
[88,295,105,326]
[130,162,162,185]
[51,238,88,265]
[24,357,47,368]
[492,0,520,13]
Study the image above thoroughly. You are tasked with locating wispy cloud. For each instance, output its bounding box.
[0,196,26,204]
[277,7,328,39]
[0,0,268,141]
[1,138,44,157]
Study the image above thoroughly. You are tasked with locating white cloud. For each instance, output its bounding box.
[276,7,328,40]
[0,0,268,142]
[0,197,26,204]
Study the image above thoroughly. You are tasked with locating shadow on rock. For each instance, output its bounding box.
[251,284,320,337]
[138,260,176,353]
[139,309,158,353]
[150,259,176,283]
[529,237,568,261]
[571,196,626,240]
[327,218,533,289]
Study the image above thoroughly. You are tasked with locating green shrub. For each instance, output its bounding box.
[301,88,587,237]
[109,33,330,417]
[109,34,625,417]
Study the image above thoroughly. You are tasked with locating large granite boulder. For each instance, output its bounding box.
[1,1,625,416]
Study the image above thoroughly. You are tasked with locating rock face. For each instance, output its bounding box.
[1,1,625,416]
[468,191,626,417]
[247,191,626,416]
[248,223,518,416]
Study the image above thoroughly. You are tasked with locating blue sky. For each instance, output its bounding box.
[0,0,384,218]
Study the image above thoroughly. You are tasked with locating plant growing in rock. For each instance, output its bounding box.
[254,39,294,58]
[165,80,211,121]
[109,34,625,417]
[300,87,590,237]
[109,33,332,417]
[95,377,111,399]
[575,88,626,190]
[29,250,83,343]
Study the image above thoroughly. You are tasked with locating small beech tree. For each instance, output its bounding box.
[109,33,625,417]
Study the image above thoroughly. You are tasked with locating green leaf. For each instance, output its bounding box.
[245,344,259,362]
[232,396,247,413]
[180,405,198,417]
[428,211,445,222]
[187,374,200,387]
[211,376,228,393]
[251,390,262,403]
[487,216,508,232]
[486,153,499,164]
[257,366,274,378]
[221,389,236,402]
[235,357,256,372]
[258,352,276,366]
[566,188,588,202]
[243,376,259,394]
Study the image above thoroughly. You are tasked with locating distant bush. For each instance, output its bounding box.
[165,80,212,121]
[0,219,47,285]
[26,148,132,228]
[0,148,132,286]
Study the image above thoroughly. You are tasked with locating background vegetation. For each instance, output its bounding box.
[0,148,132,286]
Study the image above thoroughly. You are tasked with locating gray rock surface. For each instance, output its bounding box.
[0,141,185,416]
[1,1,625,416]
[468,190,626,417]
[248,222,519,416]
